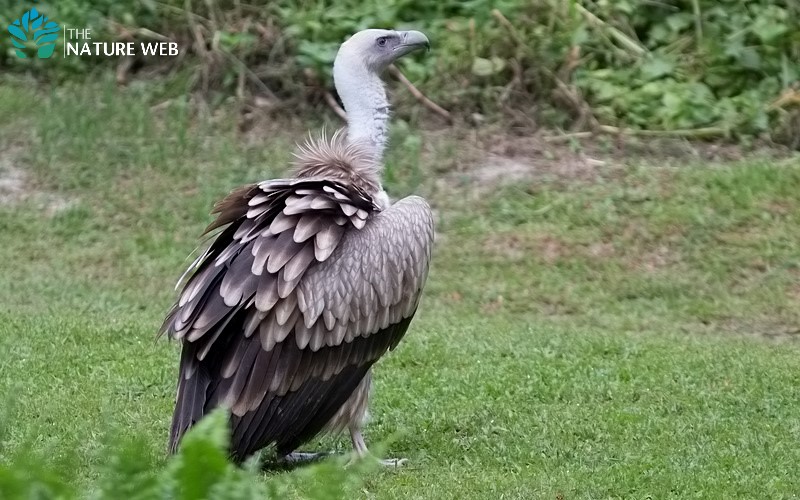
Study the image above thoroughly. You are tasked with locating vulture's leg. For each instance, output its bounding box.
[350,426,369,457]
[349,426,408,467]
[344,371,408,467]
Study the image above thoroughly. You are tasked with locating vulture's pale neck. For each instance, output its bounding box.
[333,59,389,165]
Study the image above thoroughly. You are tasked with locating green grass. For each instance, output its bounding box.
[1,78,800,498]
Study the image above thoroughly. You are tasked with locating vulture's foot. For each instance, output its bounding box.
[279,451,332,465]
[348,427,408,467]
[378,457,408,467]
[345,455,408,468]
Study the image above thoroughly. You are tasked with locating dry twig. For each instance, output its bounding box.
[324,91,347,121]
[491,9,525,47]
[574,3,647,56]
[116,58,134,87]
[388,65,453,123]
[219,49,277,100]
[769,86,800,110]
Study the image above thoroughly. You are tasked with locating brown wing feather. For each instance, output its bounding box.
[163,178,434,460]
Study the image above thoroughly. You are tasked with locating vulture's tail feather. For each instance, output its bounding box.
[168,347,211,454]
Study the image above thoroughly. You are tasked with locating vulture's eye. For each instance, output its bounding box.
[376,37,387,47]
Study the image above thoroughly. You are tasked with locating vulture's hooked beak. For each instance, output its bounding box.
[396,30,430,55]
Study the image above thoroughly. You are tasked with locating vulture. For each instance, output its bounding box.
[160,29,434,465]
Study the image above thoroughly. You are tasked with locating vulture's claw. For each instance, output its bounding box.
[378,457,408,467]
[279,451,333,465]
[345,455,409,468]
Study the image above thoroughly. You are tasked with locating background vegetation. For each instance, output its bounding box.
[1,0,799,144]
[1,75,799,498]
[1,1,799,498]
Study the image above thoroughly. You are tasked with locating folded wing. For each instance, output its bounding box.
[162,178,434,458]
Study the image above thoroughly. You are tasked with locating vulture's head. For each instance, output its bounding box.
[335,29,430,74]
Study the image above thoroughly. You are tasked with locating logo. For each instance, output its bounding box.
[8,8,59,59]
[7,7,181,61]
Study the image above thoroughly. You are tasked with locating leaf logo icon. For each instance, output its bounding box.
[8,8,60,59]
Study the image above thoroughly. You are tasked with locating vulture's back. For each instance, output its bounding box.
[161,173,433,459]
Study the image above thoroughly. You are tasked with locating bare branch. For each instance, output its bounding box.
[388,65,453,123]
[573,3,648,56]
[219,49,277,101]
[324,91,347,121]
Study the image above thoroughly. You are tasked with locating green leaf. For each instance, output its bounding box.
[471,57,505,77]
[171,409,232,500]
[738,47,761,70]
[471,57,493,76]
[751,18,788,44]
[571,24,589,45]
[641,57,673,80]
[665,13,693,33]
[662,92,682,110]
[96,437,159,499]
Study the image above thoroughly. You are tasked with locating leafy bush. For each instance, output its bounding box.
[574,0,799,136]
[1,0,798,143]
[0,410,372,499]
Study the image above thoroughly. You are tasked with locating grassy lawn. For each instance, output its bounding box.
[1,78,799,498]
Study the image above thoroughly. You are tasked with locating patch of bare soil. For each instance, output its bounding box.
[0,167,27,205]
[482,229,685,276]
[440,133,610,190]
[688,317,800,343]
[222,108,797,193]
[434,128,797,191]
[0,144,71,213]
[481,232,573,264]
